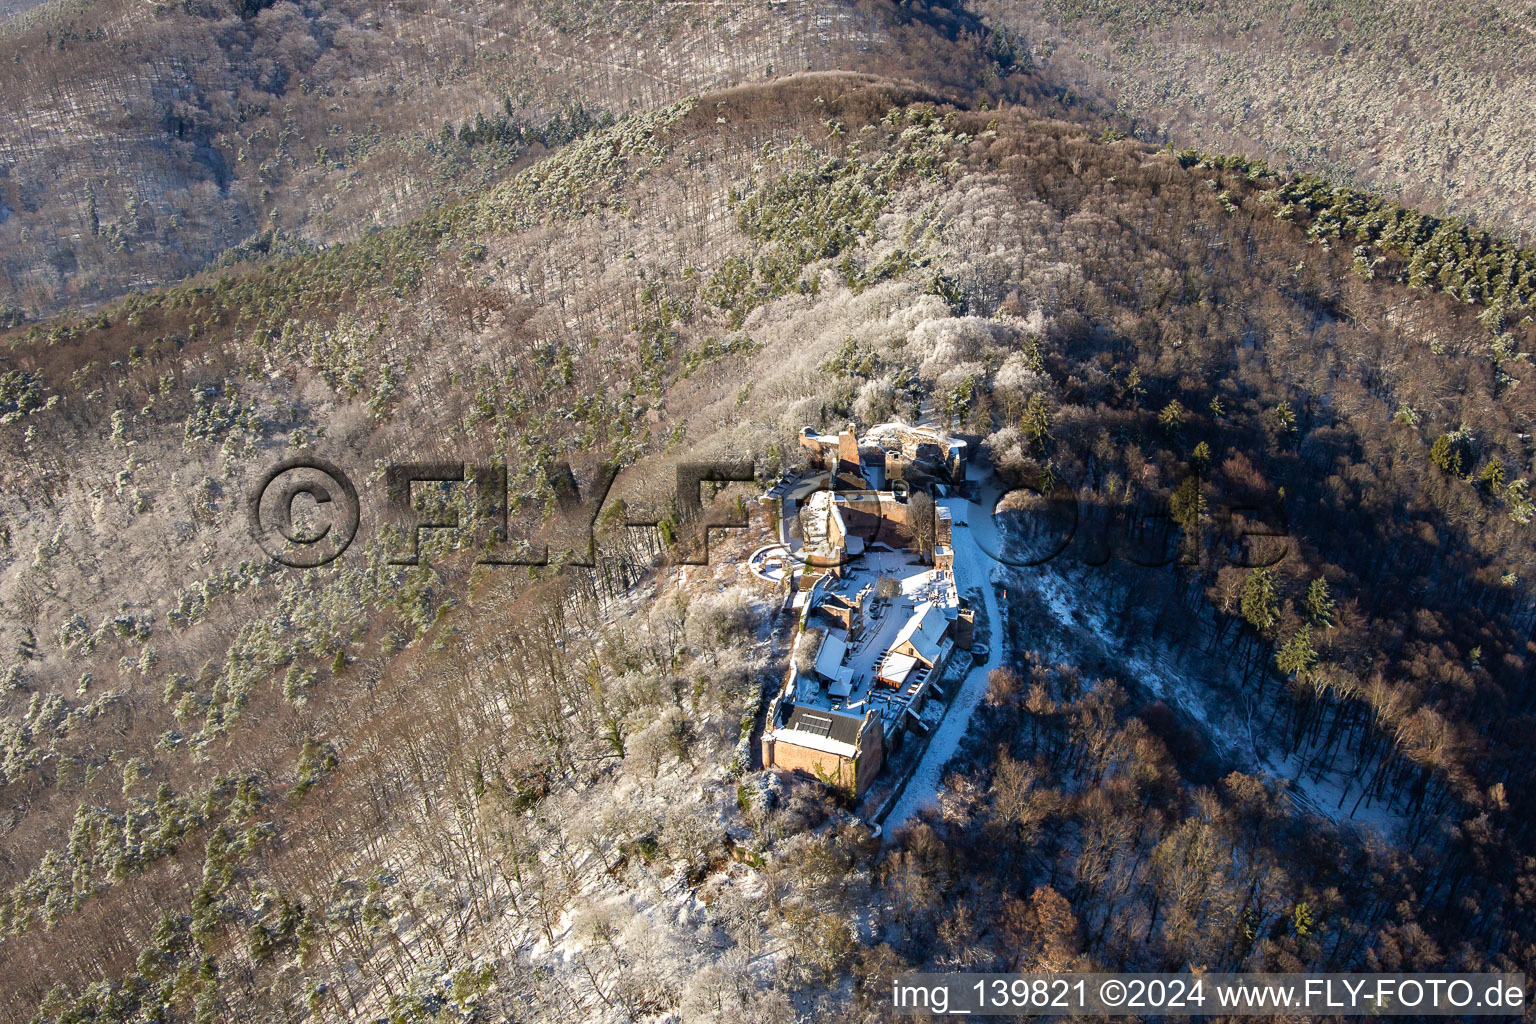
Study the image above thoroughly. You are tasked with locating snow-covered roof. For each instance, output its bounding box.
[891,600,949,663]
[773,729,858,759]
[814,632,848,681]
[879,652,920,686]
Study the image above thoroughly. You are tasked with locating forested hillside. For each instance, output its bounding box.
[10,0,1533,322]
[974,0,1536,236]
[0,0,1052,323]
[1,58,1534,1020]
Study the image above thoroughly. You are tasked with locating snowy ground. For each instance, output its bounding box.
[881,465,1405,840]
[883,478,1003,831]
[792,546,956,713]
[1015,558,1404,836]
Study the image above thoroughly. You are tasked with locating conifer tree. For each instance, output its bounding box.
[1240,567,1279,632]
[1303,578,1335,627]
[1276,625,1317,680]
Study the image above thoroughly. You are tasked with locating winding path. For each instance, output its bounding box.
[883,473,1005,831]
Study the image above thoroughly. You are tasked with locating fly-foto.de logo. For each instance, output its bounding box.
[249,457,1290,571]
[248,457,769,570]
[247,458,362,568]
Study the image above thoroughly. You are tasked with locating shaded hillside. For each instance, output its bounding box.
[1,71,1534,1021]
[974,0,1536,236]
[0,0,50,21]
[0,0,1045,321]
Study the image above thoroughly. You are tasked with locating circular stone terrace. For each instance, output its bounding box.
[747,543,796,583]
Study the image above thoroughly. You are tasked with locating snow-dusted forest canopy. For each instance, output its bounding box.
[2,4,1536,1022]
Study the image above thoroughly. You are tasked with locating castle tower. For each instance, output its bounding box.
[837,427,860,477]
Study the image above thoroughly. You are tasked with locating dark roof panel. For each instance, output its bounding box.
[783,703,865,746]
